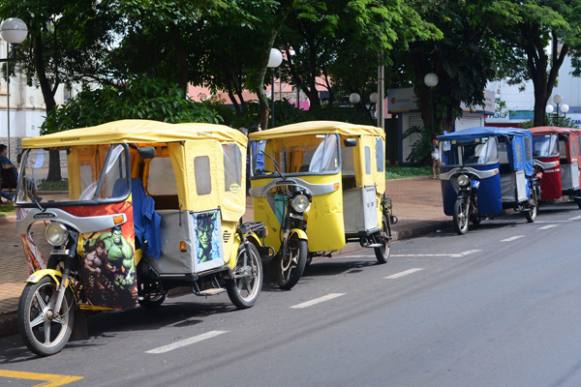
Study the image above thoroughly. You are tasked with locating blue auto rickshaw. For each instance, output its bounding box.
[438,127,540,234]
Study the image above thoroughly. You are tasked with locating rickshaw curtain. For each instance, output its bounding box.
[511,135,534,177]
[309,135,338,173]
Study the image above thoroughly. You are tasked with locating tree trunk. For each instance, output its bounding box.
[32,29,61,181]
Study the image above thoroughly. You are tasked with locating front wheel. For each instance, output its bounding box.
[453,196,470,235]
[226,243,263,309]
[275,237,308,290]
[374,216,391,264]
[18,276,75,356]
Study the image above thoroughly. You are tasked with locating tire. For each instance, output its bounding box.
[453,197,470,235]
[138,293,166,309]
[226,243,263,309]
[576,199,581,210]
[374,216,391,264]
[525,200,538,223]
[18,276,75,356]
[275,237,307,290]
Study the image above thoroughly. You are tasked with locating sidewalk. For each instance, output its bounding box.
[0,177,447,337]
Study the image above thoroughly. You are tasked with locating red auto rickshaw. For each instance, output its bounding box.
[530,126,581,207]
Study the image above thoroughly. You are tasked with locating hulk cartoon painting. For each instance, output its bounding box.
[83,226,137,308]
[194,210,221,265]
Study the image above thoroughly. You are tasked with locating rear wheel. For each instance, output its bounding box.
[226,243,263,309]
[526,189,539,223]
[275,237,307,290]
[138,293,166,309]
[18,276,75,356]
[453,197,470,235]
[374,216,391,264]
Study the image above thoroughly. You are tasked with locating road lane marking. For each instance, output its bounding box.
[569,215,581,221]
[146,330,228,354]
[535,220,570,223]
[341,250,482,259]
[501,235,525,242]
[385,268,424,279]
[538,224,558,230]
[0,369,83,386]
[290,293,345,309]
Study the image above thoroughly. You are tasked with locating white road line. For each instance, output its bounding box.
[501,235,525,242]
[535,220,571,224]
[569,215,581,221]
[290,293,345,309]
[538,224,558,230]
[385,268,424,279]
[342,250,482,259]
[146,330,228,354]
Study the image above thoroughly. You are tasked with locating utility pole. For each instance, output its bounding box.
[377,54,385,129]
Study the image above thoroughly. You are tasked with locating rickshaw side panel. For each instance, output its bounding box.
[538,156,562,200]
[66,200,138,310]
[476,174,503,216]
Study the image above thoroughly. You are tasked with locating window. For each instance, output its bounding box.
[364,146,371,175]
[533,134,558,157]
[559,139,567,159]
[194,156,211,195]
[375,138,384,172]
[222,144,242,192]
[147,157,177,195]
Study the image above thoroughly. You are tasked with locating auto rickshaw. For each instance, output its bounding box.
[249,121,396,290]
[529,126,581,207]
[438,127,540,235]
[15,120,265,356]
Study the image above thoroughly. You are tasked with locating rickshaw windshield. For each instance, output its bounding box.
[533,134,559,157]
[17,144,130,205]
[251,134,340,177]
[440,136,498,166]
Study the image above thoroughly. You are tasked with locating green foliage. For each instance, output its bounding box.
[42,78,223,134]
[386,165,431,179]
[216,99,374,129]
[521,115,579,129]
[403,126,434,165]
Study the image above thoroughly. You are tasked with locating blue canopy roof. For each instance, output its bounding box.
[437,127,532,142]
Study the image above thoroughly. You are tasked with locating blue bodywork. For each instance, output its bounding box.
[438,127,534,217]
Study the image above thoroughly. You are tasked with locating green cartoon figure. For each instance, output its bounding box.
[85,226,135,287]
[196,212,217,263]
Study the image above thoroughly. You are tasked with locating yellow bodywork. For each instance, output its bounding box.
[21,119,250,275]
[250,121,387,254]
[26,269,62,285]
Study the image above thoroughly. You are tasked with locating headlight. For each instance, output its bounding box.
[290,194,311,213]
[456,174,470,187]
[45,222,69,247]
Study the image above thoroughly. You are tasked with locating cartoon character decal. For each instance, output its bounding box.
[192,210,223,272]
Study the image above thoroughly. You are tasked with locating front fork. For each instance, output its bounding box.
[52,233,79,314]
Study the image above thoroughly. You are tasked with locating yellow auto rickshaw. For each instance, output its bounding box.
[249,121,396,289]
[15,120,264,356]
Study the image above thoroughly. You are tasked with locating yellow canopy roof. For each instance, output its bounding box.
[249,121,385,140]
[22,119,247,149]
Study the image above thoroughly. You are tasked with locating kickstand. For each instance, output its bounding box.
[71,311,89,341]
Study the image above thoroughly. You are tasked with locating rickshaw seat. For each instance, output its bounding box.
[131,178,161,259]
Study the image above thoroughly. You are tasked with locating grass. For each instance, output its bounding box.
[0,203,15,216]
[386,165,432,180]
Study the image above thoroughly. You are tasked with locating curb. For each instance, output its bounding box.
[0,312,17,338]
[392,220,449,241]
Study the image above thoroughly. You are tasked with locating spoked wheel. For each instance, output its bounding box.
[374,216,391,264]
[226,243,263,308]
[18,276,75,356]
[275,237,307,290]
[525,197,539,223]
[453,197,470,235]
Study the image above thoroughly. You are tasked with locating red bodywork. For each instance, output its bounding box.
[530,126,581,200]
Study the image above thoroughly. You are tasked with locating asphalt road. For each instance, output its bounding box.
[1,203,581,387]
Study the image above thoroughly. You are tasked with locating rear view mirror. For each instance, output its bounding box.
[344,138,357,147]
[138,146,156,159]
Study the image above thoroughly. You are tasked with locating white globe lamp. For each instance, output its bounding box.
[267,48,283,68]
[560,104,570,114]
[369,92,378,104]
[545,105,554,114]
[0,17,28,44]
[349,93,361,104]
[424,72,439,88]
[553,94,563,105]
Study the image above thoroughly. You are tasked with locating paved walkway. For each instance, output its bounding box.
[0,177,447,335]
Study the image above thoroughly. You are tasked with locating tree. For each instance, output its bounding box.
[279,0,440,110]
[42,77,223,133]
[0,0,116,180]
[394,0,511,133]
[497,0,581,126]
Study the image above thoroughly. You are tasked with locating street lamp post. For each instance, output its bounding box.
[424,72,439,132]
[267,48,283,128]
[546,95,569,126]
[0,17,28,161]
